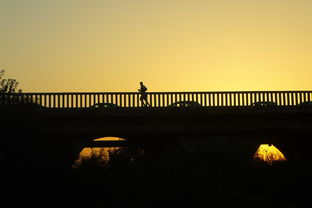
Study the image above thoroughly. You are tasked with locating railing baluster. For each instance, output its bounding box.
[273,92,277,105]
[207,93,210,106]
[44,94,47,107]
[233,93,237,106]
[48,94,50,108]
[304,92,308,102]
[52,94,55,108]
[290,92,293,105]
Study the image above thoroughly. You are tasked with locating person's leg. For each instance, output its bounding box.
[145,99,150,107]
[142,94,148,107]
[140,96,144,107]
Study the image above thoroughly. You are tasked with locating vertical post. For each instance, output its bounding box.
[241,93,244,106]
[234,93,237,106]
[273,92,277,106]
[118,93,121,106]
[266,92,269,103]
[294,92,298,105]
[76,94,78,108]
[206,93,210,107]
[201,93,205,107]
[226,93,229,106]
[252,92,255,104]
[136,93,139,107]
[44,94,47,108]
[104,94,108,105]
[95,94,98,105]
[69,94,72,108]
[100,94,103,105]
[260,92,263,102]
[290,92,294,106]
[151,93,155,107]
[300,92,304,103]
[304,92,308,102]
[246,93,249,106]
[268,92,272,103]
[56,94,59,108]
[281,92,285,106]
[52,94,55,108]
[156,93,159,107]
[127,93,131,107]
[48,94,51,108]
[89,94,92,107]
[128,94,131,107]
[82,93,85,108]
[65,94,68,108]
[62,94,64,108]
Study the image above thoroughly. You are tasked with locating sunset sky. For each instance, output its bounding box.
[1,0,312,92]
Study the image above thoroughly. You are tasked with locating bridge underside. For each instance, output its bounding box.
[1,107,311,167]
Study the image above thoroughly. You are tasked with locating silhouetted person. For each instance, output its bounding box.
[138,81,150,107]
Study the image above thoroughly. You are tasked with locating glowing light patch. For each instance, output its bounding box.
[72,147,119,168]
[253,144,286,165]
[94,137,125,141]
[72,137,123,168]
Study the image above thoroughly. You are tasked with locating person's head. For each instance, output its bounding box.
[140,81,143,85]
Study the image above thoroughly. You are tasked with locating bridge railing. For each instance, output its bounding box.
[0,91,311,108]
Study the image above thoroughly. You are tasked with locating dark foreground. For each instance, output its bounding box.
[1,141,312,208]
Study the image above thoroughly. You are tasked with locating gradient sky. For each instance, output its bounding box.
[1,0,312,92]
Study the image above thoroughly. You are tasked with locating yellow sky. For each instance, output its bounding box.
[1,0,312,92]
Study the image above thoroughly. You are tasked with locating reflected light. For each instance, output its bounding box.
[93,137,125,141]
[253,144,286,165]
[72,137,124,168]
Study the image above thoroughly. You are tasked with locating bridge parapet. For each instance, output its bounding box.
[1,91,311,108]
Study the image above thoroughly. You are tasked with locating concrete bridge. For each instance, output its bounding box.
[1,91,312,167]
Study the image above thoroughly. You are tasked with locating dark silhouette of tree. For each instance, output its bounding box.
[0,69,22,93]
[0,69,25,106]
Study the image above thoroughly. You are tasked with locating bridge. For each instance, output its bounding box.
[1,91,312,167]
[1,90,311,108]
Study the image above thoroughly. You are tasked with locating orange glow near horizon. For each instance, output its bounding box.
[1,1,312,92]
[254,144,286,165]
[72,137,124,168]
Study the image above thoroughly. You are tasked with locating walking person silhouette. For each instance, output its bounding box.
[138,81,150,107]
